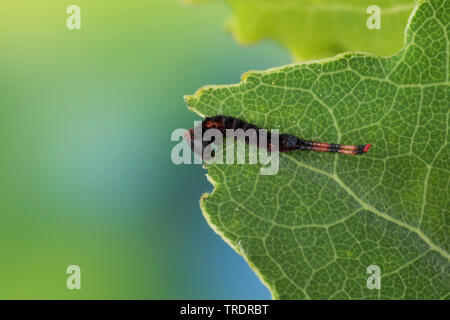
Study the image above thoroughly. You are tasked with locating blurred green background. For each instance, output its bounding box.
[0,0,290,298]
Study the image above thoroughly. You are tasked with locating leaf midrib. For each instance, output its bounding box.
[282,153,450,261]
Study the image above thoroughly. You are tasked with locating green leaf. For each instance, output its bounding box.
[186,0,449,299]
[184,0,416,60]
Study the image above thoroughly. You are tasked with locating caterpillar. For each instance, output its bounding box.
[184,115,371,157]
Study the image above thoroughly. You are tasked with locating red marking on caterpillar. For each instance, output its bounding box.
[363,144,372,153]
[185,116,371,157]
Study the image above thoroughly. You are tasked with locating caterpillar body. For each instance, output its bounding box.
[184,115,371,157]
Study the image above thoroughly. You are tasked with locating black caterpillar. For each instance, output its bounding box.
[184,115,371,156]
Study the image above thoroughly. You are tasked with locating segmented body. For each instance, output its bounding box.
[185,115,371,156]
